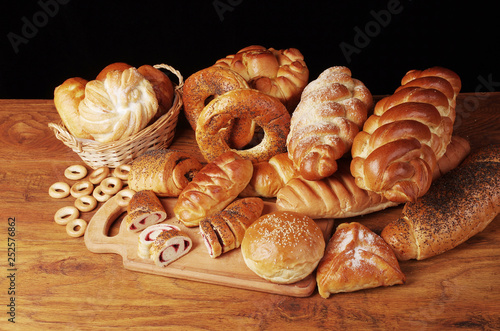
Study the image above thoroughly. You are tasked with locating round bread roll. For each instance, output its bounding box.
[241,211,325,284]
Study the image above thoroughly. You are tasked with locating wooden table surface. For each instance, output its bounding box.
[1,93,499,330]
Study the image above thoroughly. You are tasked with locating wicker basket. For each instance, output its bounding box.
[49,64,183,169]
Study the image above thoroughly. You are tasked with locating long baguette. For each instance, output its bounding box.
[381,145,500,260]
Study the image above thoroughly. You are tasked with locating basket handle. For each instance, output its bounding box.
[154,63,184,90]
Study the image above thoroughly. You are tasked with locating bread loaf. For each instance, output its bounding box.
[381,145,500,260]
[241,211,325,284]
[173,151,253,227]
[351,67,461,203]
[287,66,372,181]
[128,149,203,197]
[316,222,405,299]
[277,135,470,219]
[199,197,264,258]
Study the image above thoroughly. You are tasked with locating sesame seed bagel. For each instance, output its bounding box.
[241,211,325,284]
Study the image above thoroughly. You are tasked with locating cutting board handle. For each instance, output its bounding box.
[84,196,127,254]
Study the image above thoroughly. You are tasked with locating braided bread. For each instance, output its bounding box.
[351,67,461,203]
[287,66,372,181]
[214,45,309,112]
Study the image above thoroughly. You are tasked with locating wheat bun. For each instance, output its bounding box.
[241,211,325,284]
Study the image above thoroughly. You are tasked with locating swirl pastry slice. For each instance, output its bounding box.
[78,67,159,143]
[128,149,203,197]
[287,66,372,181]
[138,223,180,259]
[199,197,264,258]
[173,151,253,227]
[124,190,167,232]
[316,222,405,299]
[351,67,461,202]
[149,229,192,267]
[214,45,309,112]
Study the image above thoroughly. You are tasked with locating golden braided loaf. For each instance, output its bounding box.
[214,45,309,112]
[350,67,461,203]
[287,66,373,181]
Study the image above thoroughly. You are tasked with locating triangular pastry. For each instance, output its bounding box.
[316,222,405,299]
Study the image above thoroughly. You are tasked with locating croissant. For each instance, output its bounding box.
[287,66,373,181]
[351,67,461,203]
[214,45,309,112]
[381,145,500,261]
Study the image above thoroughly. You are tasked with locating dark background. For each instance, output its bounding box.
[1,0,499,99]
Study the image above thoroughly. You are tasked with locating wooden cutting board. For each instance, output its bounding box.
[84,196,335,297]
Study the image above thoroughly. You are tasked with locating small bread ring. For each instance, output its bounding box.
[54,206,80,225]
[88,166,110,185]
[66,218,87,238]
[93,185,112,202]
[64,164,88,181]
[74,195,98,212]
[182,66,253,149]
[196,89,290,163]
[49,182,71,199]
[70,180,94,198]
[113,164,131,181]
[100,177,123,195]
[116,188,136,207]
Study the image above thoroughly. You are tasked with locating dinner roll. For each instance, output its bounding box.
[241,211,325,284]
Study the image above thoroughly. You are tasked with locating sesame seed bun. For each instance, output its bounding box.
[241,211,325,284]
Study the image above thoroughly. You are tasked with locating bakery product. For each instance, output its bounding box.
[53,77,92,139]
[128,149,203,197]
[276,135,470,219]
[196,89,290,163]
[316,222,405,299]
[53,62,175,143]
[199,197,264,258]
[276,159,397,219]
[214,45,309,112]
[287,66,372,180]
[124,190,167,232]
[381,145,500,260]
[137,223,180,259]
[149,229,192,267]
[173,151,253,227]
[239,153,299,198]
[182,66,249,130]
[78,67,159,142]
[351,67,461,202]
[241,211,325,284]
[433,135,470,179]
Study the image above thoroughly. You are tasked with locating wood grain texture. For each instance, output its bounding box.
[0,94,499,330]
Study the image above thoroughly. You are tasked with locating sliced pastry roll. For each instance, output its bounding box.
[138,223,180,259]
[149,229,192,267]
[124,190,167,232]
[316,222,405,299]
[199,197,264,258]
